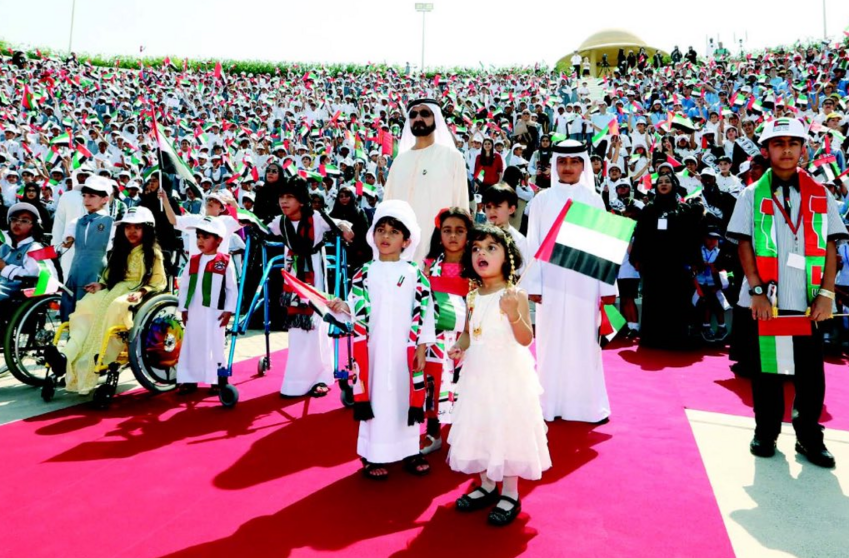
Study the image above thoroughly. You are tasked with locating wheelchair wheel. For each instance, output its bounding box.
[128,294,183,393]
[339,381,355,407]
[218,384,239,408]
[257,356,269,376]
[3,295,63,387]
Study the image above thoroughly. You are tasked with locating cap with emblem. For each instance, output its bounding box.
[117,206,156,226]
[188,216,226,239]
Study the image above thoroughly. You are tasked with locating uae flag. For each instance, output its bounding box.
[430,275,469,333]
[153,122,201,196]
[758,316,812,375]
[50,133,71,145]
[21,85,37,110]
[356,181,378,198]
[23,261,61,298]
[280,269,349,329]
[599,303,626,346]
[534,199,635,285]
[236,208,270,235]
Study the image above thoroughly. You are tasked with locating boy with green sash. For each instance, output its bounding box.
[727,118,848,468]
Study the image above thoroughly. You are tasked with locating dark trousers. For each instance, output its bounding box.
[746,311,826,446]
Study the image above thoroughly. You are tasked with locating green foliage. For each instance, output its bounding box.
[1,37,549,77]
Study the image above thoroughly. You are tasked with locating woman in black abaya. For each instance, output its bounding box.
[630,173,701,349]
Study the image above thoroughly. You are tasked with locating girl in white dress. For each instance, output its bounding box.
[447,224,551,527]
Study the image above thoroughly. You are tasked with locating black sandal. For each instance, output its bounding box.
[402,453,430,476]
[455,485,500,512]
[361,461,389,481]
[309,383,330,398]
[488,496,522,526]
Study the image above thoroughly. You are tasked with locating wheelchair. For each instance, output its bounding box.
[34,255,186,409]
[1,278,63,388]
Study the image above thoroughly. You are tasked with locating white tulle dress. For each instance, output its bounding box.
[447,288,552,481]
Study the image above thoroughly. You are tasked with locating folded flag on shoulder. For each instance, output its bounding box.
[534,199,636,285]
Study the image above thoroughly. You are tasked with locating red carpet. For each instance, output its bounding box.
[9,339,845,557]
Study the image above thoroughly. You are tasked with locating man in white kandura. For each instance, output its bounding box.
[524,140,617,423]
[384,98,469,262]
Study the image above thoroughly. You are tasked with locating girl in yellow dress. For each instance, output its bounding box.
[48,207,167,395]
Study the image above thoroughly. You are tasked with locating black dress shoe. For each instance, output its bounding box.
[488,496,521,526]
[456,485,500,512]
[795,442,836,468]
[750,436,776,458]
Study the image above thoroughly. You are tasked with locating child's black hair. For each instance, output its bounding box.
[461,224,523,284]
[481,183,518,208]
[374,216,411,240]
[425,206,474,260]
[278,176,312,211]
[103,223,159,291]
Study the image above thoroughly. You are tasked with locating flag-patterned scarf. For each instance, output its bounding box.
[281,214,318,330]
[349,261,431,425]
[185,253,231,310]
[753,169,826,373]
[424,254,468,422]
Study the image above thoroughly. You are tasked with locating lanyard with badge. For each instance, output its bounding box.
[658,211,668,231]
[771,187,806,271]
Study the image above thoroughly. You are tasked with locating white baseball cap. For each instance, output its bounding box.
[758,117,807,143]
[117,206,156,226]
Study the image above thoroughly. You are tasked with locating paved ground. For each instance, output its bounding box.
[0,329,289,426]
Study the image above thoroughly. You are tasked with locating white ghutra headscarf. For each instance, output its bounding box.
[397,98,458,154]
[551,139,595,188]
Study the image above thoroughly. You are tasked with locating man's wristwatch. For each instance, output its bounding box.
[749,284,766,297]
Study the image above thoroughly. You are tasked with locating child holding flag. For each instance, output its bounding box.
[46,207,166,395]
[175,217,238,395]
[0,203,57,304]
[421,207,474,454]
[327,200,436,480]
[447,224,550,527]
[271,177,354,398]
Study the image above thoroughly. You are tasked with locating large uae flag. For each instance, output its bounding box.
[534,199,635,285]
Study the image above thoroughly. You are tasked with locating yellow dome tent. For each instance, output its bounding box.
[557,29,666,78]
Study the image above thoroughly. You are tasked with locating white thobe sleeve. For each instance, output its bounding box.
[451,151,470,206]
[177,258,191,312]
[522,200,543,296]
[223,259,238,313]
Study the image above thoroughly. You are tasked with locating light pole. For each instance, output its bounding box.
[68,0,77,53]
[823,0,827,40]
[415,3,433,73]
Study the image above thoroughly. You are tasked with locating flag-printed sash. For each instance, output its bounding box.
[753,169,826,374]
[349,261,431,423]
[185,252,231,310]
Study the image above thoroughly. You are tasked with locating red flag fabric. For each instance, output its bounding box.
[428,276,469,298]
[27,245,58,261]
[758,316,813,337]
[214,61,222,79]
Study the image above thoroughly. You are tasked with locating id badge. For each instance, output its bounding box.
[474,194,482,203]
[787,252,805,270]
[657,218,668,231]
